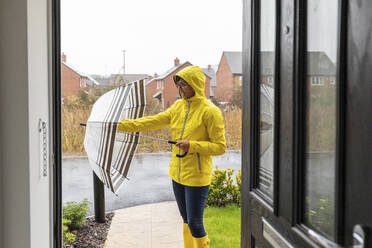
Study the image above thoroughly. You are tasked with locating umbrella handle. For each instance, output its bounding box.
[168,140,188,158]
[176,152,188,158]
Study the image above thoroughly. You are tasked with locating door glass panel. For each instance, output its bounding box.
[258,0,276,201]
[303,0,338,240]
[254,242,263,248]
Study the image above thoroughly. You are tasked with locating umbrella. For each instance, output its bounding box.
[82,79,186,195]
[83,80,146,194]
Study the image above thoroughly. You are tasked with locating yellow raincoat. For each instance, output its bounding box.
[118,65,226,186]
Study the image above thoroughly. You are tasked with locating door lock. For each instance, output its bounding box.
[38,118,48,177]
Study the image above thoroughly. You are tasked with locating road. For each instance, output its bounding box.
[62,150,241,214]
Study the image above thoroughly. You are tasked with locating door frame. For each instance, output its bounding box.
[51,0,63,247]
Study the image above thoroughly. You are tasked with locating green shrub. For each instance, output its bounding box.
[305,196,334,239]
[62,218,75,247]
[63,199,91,230]
[233,169,241,206]
[207,166,241,207]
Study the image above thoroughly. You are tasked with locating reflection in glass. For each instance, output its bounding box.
[254,242,263,248]
[258,0,276,200]
[303,0,338,240]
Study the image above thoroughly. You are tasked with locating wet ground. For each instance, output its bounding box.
[62,150,241,215]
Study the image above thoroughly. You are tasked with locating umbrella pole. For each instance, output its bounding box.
[80,123,188,157]
[93,172,105,223]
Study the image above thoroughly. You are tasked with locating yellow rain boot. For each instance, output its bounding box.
[193,235,210,248]
[183,223,194,248]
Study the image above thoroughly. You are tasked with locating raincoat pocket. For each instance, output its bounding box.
[197,153,202,172]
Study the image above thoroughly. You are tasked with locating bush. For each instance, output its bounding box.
[62,86,118,155]
[223,108,242,150]
[207,166,241,207]
[63,199,91,230]
[230,84,242,108]
[62,85,242,154]
[305,196,334,238]
[234,169,241,206]
[62,218,76,247]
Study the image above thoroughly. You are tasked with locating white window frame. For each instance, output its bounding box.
[311,76,324,86]
[329,76,336,85]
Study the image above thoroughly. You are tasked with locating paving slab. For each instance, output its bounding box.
[105,201,183,248]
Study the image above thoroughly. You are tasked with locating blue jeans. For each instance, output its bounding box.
[172,180,210,238]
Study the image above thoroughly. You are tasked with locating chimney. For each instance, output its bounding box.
[208,64,211,69]
[154,72,158,78]
[62,53,66,63]
[174,57,180,66]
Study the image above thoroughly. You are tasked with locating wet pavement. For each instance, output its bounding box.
[62,150,241,215]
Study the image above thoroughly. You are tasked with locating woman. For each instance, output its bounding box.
[118,65,226,248]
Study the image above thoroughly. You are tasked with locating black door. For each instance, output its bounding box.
[241,0,372,247]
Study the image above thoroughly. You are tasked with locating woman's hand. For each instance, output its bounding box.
[175,140,190,152]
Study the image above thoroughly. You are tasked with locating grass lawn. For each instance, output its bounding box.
[204,204,241,248]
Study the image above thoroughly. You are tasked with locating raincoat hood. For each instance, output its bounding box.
[173,65,206,101]
[119,65,226,187]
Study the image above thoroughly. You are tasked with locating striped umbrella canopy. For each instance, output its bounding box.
[83,80,146,194]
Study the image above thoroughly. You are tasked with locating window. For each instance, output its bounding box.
[303,0,338,240]
[257,0,276,202]
[329,76,336,85]
[311,77,323,86]
[157,80,164,89]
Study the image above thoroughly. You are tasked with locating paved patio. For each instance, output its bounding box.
[104,201,184,248]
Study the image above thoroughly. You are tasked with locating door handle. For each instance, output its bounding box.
[353,225,367,248]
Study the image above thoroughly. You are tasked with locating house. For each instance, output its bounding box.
[259,51,275,88]
[1,1,372,247]
[214,51,336,103]
[108,73,151,86]
[61,53,99,97]
[214,51,242,103]
[306,51,336,87]
[145,58,212,108]
[259,51,336,89]
[90,74,111,87]
[202,65,217,99]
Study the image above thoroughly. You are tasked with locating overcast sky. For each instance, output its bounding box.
[61,0,242,76]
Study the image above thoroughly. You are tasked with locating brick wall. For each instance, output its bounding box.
[214,54,235,102]
[146,63,212,109]
[146,77,158,100]
[163,63,193,107]
[61,63,82,97]
[307,76,336,89]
